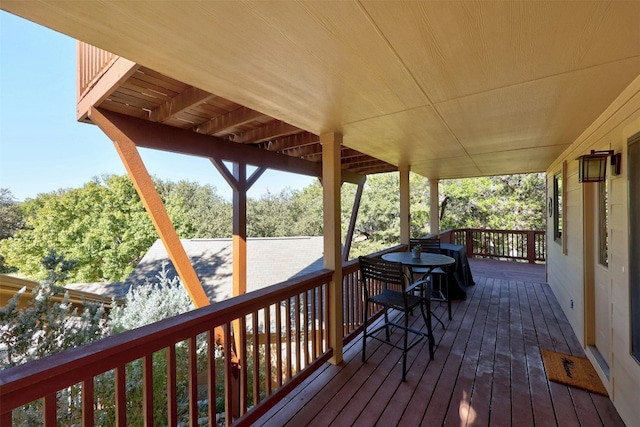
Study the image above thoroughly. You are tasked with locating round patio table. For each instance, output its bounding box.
[382,251,456,323]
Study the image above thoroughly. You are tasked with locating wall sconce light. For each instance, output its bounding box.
[578,150,618,183]
[611,152,622,176]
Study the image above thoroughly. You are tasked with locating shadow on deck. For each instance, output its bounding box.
[254,258,623,426]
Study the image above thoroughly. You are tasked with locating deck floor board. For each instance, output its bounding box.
[254,259,625,427]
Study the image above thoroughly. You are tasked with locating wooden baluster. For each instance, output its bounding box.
[0,411,11,427]
[323,284,329,353]
[224,323,237,421]
[188,337,198,425]
[82,378,94,426]
[115,365,126,426]
[44,394,56,427]
[275,303,283,388]
[294,294,301,375]
[252,311,260,406]
[143,354,154,426]
[167,345,178,427]
[285,298,293,381]
[303,291,310,366]
[238,316,247,415]
[207,330,216,425]
[264,307,272,396]
[309,288,320,359]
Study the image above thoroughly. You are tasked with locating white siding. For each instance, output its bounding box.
[546,75,640,426]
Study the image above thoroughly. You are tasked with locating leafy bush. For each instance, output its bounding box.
[0,261,213,425]
[109,262,193,332]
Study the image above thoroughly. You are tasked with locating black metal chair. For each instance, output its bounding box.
[359,256,434,381]
[409,238,452,320]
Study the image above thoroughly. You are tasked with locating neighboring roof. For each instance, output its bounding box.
[68,237,325,302]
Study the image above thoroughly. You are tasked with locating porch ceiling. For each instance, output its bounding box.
[3,1,640,179]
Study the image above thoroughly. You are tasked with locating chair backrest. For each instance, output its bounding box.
[359,256,406,294]
[410,238,441,254]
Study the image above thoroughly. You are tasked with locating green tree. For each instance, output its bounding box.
[0,188,23,239]
[158,179,232,238]
[291,181,324,236]
[0,175,157,283]
[40,248,79,286]
[0,188,24,272]
[348,173,402,256]
[439,173,545,231]
[248,189,295,237]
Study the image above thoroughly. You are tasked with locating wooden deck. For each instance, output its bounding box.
[254,259,624,426]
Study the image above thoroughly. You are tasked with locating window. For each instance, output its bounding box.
[553,172,563,242]
[598,180,609,267]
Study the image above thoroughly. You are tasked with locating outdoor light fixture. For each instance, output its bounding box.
[578,150,620,183]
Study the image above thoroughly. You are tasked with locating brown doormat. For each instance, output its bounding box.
[540,349,608,396]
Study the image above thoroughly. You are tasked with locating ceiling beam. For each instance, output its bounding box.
[233,120,302,144]
[260,132,320,152]
[150,86,215,123]
[194,106,267,135]
[285,143,322,158]
[351,164,397,174]
[90,108,364,184]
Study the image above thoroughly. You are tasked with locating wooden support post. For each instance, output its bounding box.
[321,132,343,365]
[343,176,366,261]
[89,107,209,308]
[527,230,536,263]
[210,158,265,420]
[399,166,410,245]
[232,163,248,297]
[430,178,440,236]
[465,229,474,258]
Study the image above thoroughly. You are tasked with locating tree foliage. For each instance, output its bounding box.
[0,176,157,283]
[0,189,24,273]
[157,179,232,238]
[0,172,545,282]
[347,172,546,258]
[439,174,545,231]
[0,176,231,283]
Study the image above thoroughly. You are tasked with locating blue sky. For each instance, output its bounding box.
[0,12,315,202]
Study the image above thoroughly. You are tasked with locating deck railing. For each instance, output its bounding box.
[77,42,118,99]
[0,232,542,425]
[0,247,399,427]
[0,275,118,312]
[438,228,545,263]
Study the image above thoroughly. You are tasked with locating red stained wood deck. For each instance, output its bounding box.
[253,259,624,426]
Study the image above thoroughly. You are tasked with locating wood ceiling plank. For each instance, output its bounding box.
[364,1,640,103]
[109,89,162,112]
[436,57,640,156]
[134,67,190,94]
[122,79,179,101]
[98,99,149,120]
[410,156,482,180]
[4,1,639,179]
[343,106,463,166]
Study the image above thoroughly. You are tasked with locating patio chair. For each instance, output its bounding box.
[409,238,452,320]
[359,256,434,381]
